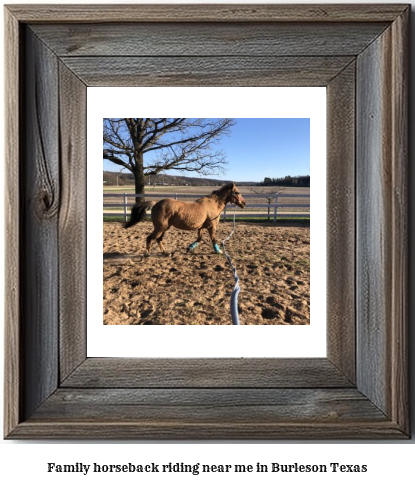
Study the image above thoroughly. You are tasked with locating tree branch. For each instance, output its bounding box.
[103,118,235,189]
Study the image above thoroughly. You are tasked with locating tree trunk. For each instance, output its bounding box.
[134,151,145,204]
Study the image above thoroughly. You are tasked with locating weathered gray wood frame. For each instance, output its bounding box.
[4,4,409,439]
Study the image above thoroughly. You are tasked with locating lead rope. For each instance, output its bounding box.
[222,207,241,325]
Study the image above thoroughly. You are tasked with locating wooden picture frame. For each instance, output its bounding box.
[4,4,409,439]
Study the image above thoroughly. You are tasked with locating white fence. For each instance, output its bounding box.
[103,192,310,223]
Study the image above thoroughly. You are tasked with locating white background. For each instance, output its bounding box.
[89,87,326,357]
[1,0,414,486]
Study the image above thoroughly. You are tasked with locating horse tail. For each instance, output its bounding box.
[124,201,155,229]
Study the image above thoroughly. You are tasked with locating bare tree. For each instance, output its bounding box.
[103,118,235,200]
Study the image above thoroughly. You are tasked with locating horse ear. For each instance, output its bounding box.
[232,182,236,189]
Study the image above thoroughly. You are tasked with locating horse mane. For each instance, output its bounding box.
[210,183,234,197]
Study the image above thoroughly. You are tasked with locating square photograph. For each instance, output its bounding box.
[103,118,310,326]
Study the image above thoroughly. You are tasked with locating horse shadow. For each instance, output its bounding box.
[103,252,143,263]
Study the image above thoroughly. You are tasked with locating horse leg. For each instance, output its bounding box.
[146,227,168,255]
[207,224,223,254]
[187,228,204,253]
[156,230,169,254]
[146,233,155,254]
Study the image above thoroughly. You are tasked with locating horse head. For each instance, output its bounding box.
[228,183,246,208]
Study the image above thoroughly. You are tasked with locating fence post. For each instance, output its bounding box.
[123,193,127,223]
[273,194,278,223]
[223,205,227,222]
[175,193,177,200]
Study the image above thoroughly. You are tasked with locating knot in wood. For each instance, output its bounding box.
[36,188,59,219]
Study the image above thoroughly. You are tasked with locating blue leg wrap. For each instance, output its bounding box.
[188,241,199,251]
[213,243,223,254]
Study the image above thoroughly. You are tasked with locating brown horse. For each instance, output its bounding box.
[125,183,246,254]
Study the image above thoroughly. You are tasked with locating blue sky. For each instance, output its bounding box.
[220,118,310,181]
[103,118,310,182]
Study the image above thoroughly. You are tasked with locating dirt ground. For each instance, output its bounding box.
[103,220,310,325]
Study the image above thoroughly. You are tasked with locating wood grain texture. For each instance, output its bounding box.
[58,63,87,381]
[6,4,409,23]
[7,421,407,441]
[356,28,391,416]
[389,8,409,432]
[21,28,60,420]
[31,22,388,57]
[32,388,386,423]
[4,4,410,440]
[61,56,354,87]
[62,358,352,388]
[326,62,356,383]
[356,9,408,429]
[4,6,21,438]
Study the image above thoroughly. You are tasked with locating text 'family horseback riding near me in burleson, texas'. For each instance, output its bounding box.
[46,462,368,475]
